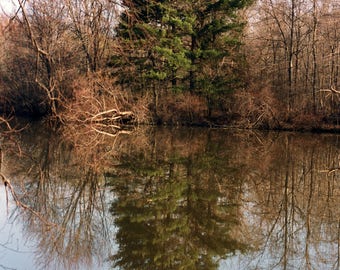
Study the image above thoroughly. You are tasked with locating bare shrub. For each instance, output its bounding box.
[290,114,323,130]
[157,91,208,125]
[131,91,153,125]
[232,86,282,129]
[62,73,153,135]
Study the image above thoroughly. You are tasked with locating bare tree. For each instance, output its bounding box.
[14,0,65,118]
[65,0,119,73]
[245,0,340,126]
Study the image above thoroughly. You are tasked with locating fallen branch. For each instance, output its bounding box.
[90,108,119,121]
[319,167,340,176]
[90,110,134,124]
[319,86,340,95]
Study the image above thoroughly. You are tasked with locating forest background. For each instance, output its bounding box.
[0,0,339,131]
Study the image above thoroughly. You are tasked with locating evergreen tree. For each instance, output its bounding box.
[110,0,253,120]
[183,0,253,116]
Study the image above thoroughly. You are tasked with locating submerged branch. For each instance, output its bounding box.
[67,109,134,137]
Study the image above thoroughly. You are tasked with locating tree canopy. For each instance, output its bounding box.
[110,0,253,119]
[2,0,340,130]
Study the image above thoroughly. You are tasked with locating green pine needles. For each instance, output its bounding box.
[110,0,253,119]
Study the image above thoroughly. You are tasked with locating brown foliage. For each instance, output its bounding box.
[290,114,323,130]
[61,74,153,136]
[156,91,208,125]
[232,86,282,129]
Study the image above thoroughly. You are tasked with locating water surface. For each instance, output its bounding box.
[0,123,339,269]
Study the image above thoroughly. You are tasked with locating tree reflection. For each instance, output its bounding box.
[107,128,248,270]
[0,123,339,270]
[228,132,340,270]
[1,122,117,270]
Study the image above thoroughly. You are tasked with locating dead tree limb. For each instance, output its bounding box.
[319,167,340,176]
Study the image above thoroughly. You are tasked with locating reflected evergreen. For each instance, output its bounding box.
[0,123,339,270]
[107,134,248,270]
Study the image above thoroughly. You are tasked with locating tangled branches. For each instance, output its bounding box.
[0,172,54,226]
[62,74,138,136]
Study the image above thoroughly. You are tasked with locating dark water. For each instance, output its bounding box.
[0,122,339,270]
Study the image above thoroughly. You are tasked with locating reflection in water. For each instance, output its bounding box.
[1,123,116,270]
[0,123,339,269]
[107,128,248,269]
[221,132,340,270]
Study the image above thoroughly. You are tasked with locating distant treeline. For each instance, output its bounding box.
[0,0,339,130]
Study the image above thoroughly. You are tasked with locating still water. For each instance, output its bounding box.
[0,122,339,270]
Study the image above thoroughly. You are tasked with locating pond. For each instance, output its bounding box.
[0,122,339,270]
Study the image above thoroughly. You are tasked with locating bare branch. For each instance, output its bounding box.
[0,172,55,226]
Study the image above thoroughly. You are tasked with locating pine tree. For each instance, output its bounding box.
[112,0,189,89]
[111,0,253,120]
[184,0,253,116]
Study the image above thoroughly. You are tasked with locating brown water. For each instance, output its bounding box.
[0,122,339,270]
